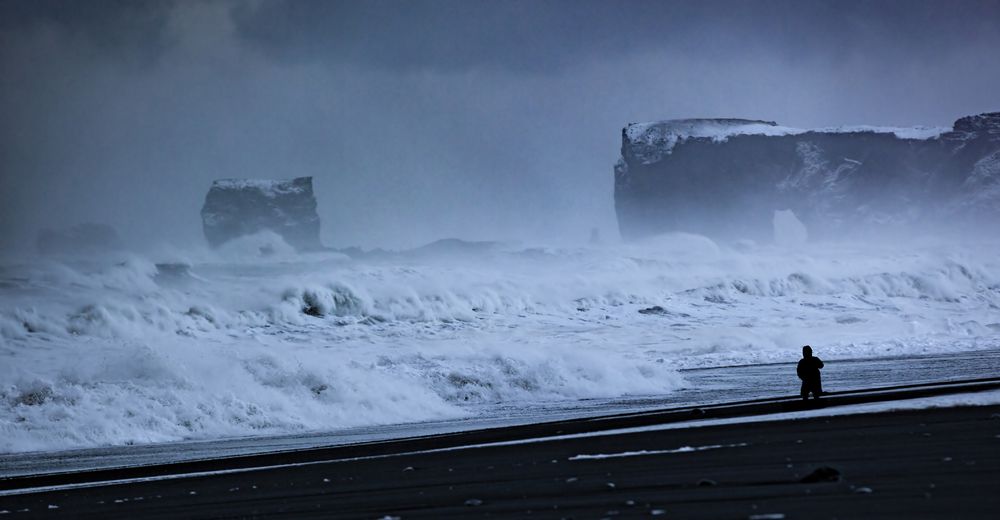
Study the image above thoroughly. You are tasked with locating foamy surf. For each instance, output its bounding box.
[2,234,999,453]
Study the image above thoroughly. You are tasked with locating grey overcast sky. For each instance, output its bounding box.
[2,0,999,251]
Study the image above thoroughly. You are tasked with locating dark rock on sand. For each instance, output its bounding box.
[801,466,841,483]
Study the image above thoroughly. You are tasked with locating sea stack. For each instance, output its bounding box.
[200,176,322,250]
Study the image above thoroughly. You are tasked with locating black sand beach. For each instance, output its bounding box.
[2,381,999,519]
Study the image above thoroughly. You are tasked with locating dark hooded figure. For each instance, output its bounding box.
[797,345,824,400]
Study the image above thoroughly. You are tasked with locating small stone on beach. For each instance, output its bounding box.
[800,466,840,483]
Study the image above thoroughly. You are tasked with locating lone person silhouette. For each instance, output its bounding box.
[797,345,824,400]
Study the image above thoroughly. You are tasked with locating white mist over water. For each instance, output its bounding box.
[1,233,999,453]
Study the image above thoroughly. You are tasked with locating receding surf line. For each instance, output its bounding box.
[568,442,748,460]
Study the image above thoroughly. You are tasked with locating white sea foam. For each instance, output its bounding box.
[568,442,748,460]
[1,235,999,453]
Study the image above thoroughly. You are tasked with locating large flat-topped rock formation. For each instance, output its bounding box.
[614,113,1000,241]
[201,176,322,250]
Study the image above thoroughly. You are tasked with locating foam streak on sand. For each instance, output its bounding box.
[568,442,748,460]
[552,389,1000,441]
[1,234,999,453]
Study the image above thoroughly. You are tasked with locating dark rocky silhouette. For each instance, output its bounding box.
[200,177,322,250]
[614,112,1000,241]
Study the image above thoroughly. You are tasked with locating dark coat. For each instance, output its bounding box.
[797,356,824,382]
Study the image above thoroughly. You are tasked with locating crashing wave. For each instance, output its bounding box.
[1,237,999,452]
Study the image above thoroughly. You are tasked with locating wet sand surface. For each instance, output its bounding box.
[2,386,999,519]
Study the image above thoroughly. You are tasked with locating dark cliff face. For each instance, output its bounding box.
[614,113,1000,242]
[200,176,322,250]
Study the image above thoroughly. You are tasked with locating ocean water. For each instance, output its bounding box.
[2,232,999,453]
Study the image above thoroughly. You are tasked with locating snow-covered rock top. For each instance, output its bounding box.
[952,112,1000,140]
[624,118,950,164]
[212,177,309,197]
[624,119,782,164]
[624,118,786,143]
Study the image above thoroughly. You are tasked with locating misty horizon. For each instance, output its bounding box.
[2,0,1000,253]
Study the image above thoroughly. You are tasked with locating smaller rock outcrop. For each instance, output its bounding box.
[200,177,322,250]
